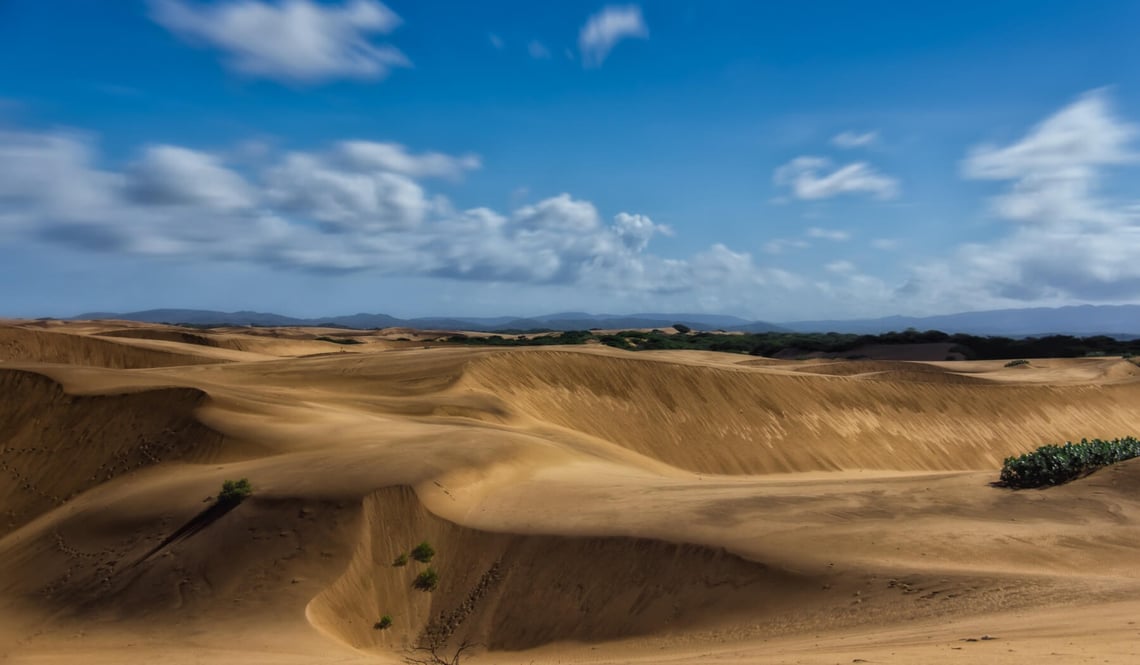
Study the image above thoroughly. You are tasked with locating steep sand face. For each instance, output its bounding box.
[0,369,226,537]
[2,321,1140,664]
[0,326,232,368]
[464,349,1140,474]
[308,487,810,654]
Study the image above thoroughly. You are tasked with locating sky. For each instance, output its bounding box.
[2,0,1140,321]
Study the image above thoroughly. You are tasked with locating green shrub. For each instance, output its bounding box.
[374,615,392,629]
[217,478,252,505]
[411,541,435,563]
[413,568,439,591]
[1000,437,1140,489]
[1004,359,1030,367]
[392,553,408,567]
[672,323,691,334]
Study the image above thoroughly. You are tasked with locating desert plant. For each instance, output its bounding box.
[411,541,435,563]
[405,640,478,665]
[413,568,439,591]
[1000,437,1140,489]
[1004,359,1030,367]
[375,615,393,629]
[217,478,252,505]
[392,552,409,567]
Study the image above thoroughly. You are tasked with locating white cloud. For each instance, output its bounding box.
[264,152,429,232]
[0,131,119,229]
[832,131,879,149]
[806,227,851,241]
[774,156,899,200]
[488,33,504,49]
[126,145,256,211]
[578,5,648,68]
[528,40,551,59]
[870,238,898,250]
[150,0,409,83]
[613,212,673,252]
[513,193,601,233]
[334,141,481,179]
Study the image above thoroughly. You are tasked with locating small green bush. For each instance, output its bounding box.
[1000,437,1140,489]
[1004,359,1030,367]
[392,553,408,567]
[413,568,439,591]
[217,478,252,505]
[374,615,392,629]
[411,541,435,563]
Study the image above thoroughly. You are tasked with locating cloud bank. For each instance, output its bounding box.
[0,129,790,298]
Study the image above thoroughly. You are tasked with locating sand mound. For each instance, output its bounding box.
[774,342,963,362]
[0,370,228,536]
[96,327,222,348]
[789,359,987,384]
[0,326,224,369]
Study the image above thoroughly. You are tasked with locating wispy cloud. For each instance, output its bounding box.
[774,156,899,201]
[149,0,409,84]
[488,33,504,50]
[931,88,1140,303]
[831,130,879,149]
[528,40,551,60]
[806,227,851,241]
[334,141,481,179]
[578,5,648,68]
[825,260,857,274]
[762,238,810,255]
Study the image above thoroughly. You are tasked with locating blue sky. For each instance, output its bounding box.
[2,0,1140,320]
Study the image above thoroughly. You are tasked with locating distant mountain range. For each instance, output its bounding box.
[72,309,780,333]
[782,304,1140,337]
[72,304,1140,337]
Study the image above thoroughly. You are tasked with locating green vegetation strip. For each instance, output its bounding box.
[315,336,363,345]
[444,328,1140,360]
[1000,437,1140,489]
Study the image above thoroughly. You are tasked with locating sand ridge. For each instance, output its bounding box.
[1,319,1139,663]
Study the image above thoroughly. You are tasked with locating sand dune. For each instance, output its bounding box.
[2,320,1139,664]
